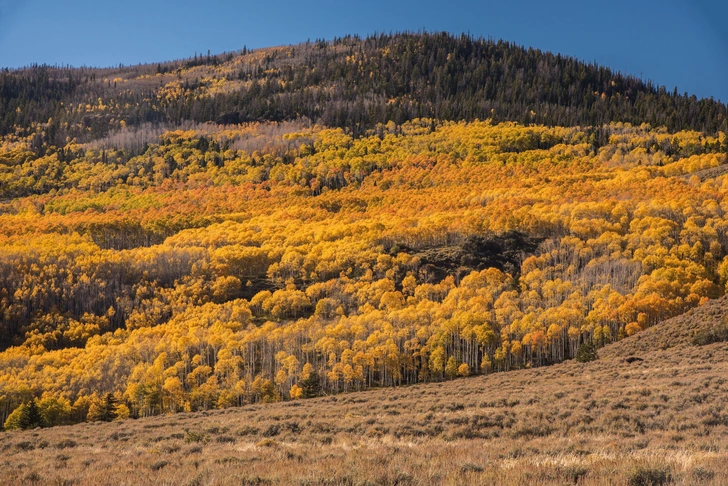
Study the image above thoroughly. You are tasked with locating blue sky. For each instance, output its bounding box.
[0,0,726,102]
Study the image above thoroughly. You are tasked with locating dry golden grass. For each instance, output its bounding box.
[3,298,728,485]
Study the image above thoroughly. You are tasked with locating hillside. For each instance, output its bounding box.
[1,297,727,485]
[2,32,728,486]
[601,294,728,359]
[2,114,728,428]
[2,32,727,152]
[0,115,727,417]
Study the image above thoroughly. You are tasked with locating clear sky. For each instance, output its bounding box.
[0,0,726,102]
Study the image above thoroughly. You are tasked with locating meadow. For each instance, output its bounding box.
[1,296,727,485]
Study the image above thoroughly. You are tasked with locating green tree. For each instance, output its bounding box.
[103,393,118,421]
[19,400,44,429]
[575,341,598,363]
[88,393,119,422]
[300,372,321,399]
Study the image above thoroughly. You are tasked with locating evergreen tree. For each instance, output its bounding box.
[575,342,598,363]
[19,400,44,429]
[103,393,118,422]
[300,372,321,399]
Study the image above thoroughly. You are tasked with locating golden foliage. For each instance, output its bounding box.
[1,119,727,425]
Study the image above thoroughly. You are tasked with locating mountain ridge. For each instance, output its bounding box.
[2,32,726,152]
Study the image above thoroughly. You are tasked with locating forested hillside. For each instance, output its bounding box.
[1,117,727,428]
[1,32,728,431]
[2,32,726,151]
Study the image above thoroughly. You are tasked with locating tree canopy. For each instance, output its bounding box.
[1,118,727,427]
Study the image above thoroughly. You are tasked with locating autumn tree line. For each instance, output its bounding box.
[2,32,727,156]
[1,119,728,429]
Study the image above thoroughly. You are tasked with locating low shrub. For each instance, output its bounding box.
[692,324,728,346]
[184,430,209,444]
[150,460,169,471]
[628,466,672,486]
[576,342,598,363]
[55,439,77,449]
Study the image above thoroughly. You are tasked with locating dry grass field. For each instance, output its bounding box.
[2,298,728,485]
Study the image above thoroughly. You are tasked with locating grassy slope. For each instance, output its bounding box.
[2,299,728,485]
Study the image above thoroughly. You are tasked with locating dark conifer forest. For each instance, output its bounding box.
[2,32,726,151]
